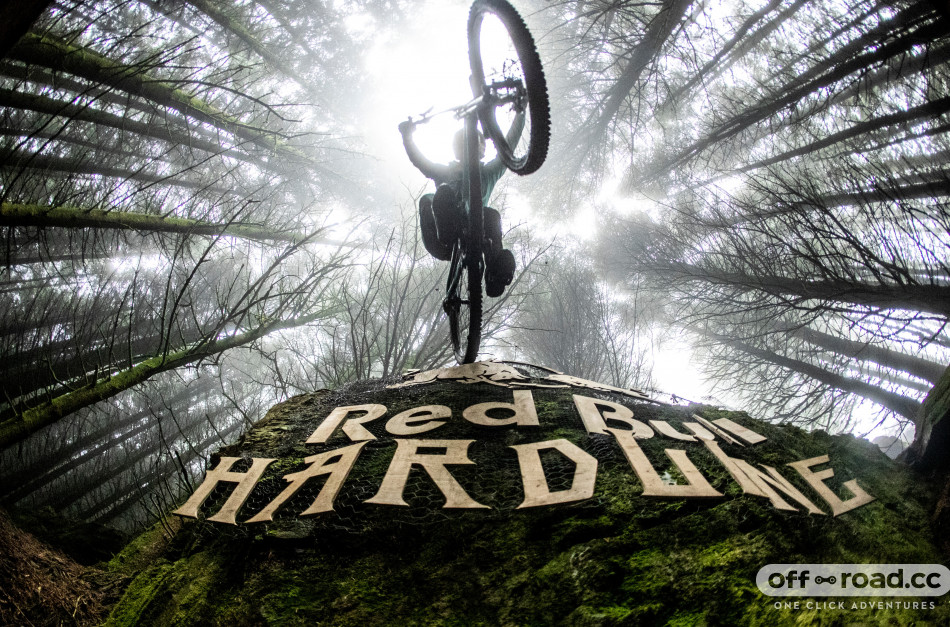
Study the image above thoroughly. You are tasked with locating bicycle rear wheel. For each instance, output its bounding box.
[468,0,550,175]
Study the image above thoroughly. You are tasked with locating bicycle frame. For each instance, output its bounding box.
[442,112,483,361]
[404,0,550,364]
[435,80,529,362]
[415,82,520,362]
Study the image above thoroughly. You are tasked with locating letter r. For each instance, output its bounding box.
[307,404,387,443]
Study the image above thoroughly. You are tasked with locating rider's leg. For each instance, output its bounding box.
[483,206,503,259]
[483,206,516,298]
[485,249,516,298]
[419,193,451,261]
[433,184,461,246]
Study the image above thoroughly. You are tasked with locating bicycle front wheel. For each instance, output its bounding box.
[468,0,550,175]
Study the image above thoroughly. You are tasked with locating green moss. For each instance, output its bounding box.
[106,520,176,574]
[101,377,949,625]
[103,562,175,625]
[666,610,709,626]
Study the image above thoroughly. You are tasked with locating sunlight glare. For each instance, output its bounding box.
[569,203,598,241]
[651,338,715,403]
[364,1,473,166]
[497,186,533,229]
[323,201,352,241]
[598,172,664,219]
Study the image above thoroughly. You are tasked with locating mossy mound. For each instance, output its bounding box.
[103,365,948,625]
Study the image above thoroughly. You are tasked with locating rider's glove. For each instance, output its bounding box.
[398,118,414,135]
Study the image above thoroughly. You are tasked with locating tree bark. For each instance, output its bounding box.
[6,33,327,171]
[658,261,950,317]
[712,333,923,420]
[0,308,335,449]
[794,326,947,384]
[0,203,306,242]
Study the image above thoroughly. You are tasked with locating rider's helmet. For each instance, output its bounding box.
[453,128,486,162]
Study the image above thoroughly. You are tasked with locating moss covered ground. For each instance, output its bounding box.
[96,372,948,625]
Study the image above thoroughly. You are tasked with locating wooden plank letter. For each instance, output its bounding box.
[732,458,825,514]
[683,422,716,441]
[700,439,822,516]
[691,414,741,445]
[788,455,874,516]
[463,390,539,426]
[386,405,451,435]
[245,442,367,523]
[572,394,652,438]
[365,439,489,509]
[306,404,387,444]
[649,420,696,442]
[711,417,767,444]
[607,428,721,498]
[173,456,275,525]
[700,439,768,498]
[510,439,598,508]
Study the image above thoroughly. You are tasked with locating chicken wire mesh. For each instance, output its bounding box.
[183,363,750,536]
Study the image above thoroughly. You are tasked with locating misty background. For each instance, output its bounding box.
[0,0,946,531]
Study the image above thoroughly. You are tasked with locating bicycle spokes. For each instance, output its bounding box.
[468,0,549,175]
[476,17,529,155]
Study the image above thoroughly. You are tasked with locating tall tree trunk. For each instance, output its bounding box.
[732,96,950,175]
[2,151,241,196]
[0,379,219,502]
[6,33,328,172]
[0,307,336,448]
[794,326,947,384]
[590,0,691,138]
[56,407,242,513]
[0,203,306,242]
[657,0,805,116]
[0,88,278,173]
[84,419,244,524]
[629,2,949,186]
[711,333,923,420]
[659,261,950,316]
[183,0,324,105]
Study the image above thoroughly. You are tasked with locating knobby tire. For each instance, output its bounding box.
[468,0,550,175]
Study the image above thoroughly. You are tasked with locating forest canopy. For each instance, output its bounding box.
[0,0,947,531]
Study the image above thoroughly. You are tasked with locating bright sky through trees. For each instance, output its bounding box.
[364,2,475,171]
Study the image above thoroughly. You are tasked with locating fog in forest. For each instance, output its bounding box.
[0,0,947,531]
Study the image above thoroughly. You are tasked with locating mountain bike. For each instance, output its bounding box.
[408,0,550,364]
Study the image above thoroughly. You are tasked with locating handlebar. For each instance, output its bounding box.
[404,78,525,129]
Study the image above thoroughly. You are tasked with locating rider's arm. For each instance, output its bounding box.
[399,121,453,182]
[483,111,526,175]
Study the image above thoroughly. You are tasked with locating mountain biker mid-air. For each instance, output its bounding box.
[398,112,523,298]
